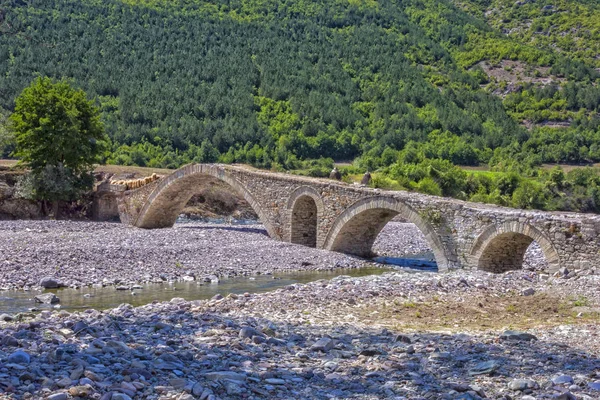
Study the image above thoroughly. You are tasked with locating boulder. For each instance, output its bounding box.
[34,293,60,304]
[40,277,60,289]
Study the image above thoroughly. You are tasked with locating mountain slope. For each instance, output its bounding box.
[0,0,599,170]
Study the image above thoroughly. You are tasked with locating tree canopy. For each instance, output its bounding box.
[10,77,105,204]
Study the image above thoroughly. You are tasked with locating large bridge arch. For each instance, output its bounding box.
[322,197,454,271]
[133,164,280,239]
[286,186,324,247]
[469,221,560,273]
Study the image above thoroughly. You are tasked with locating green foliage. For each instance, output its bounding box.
[10,77,105,174]
[9,77,106,203]
[16,164,94,202]
[2,0,600,214]
[0,108,14,158]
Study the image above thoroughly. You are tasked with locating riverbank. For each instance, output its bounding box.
[0,269,599,399]
[0,220,363,290]
[0,219,556,291]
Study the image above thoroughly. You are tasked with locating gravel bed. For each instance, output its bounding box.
[0,220,550,290]
[0,220,599,399]
[0,269,598,399]
[0,220,366,290]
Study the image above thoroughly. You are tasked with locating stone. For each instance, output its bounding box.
[56,377,72,388]
[499,330,537,341]
[192,382,204,396]
[395,334,412,344]
[8,350,30,365]
[508,379,538,391]
[521,287,535,296]
[106,340,130,352]
[265,378,286,385]
[588,382,600,391]
[311,337,334,352]
[239,326,263,339]
[223,380,243,395]
[48,394,68,400]
[552,375,574,385]
[552,392,577,400]
[34,293,60,304]
[204,371,246,382]
[68,385,94,397]
[468,360,499,376]
[40,277,60,288]
[0,313,14,321]
[169,378,187,389]
[111,394,133,400]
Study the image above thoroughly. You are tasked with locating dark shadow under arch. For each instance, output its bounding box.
[133,165,280,240]
[290,195,318,247]
[470,222,560,273]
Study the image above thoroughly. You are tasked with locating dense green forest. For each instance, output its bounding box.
[1,0,600,212]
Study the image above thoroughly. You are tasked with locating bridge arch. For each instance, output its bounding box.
[286,186,324,247]
[323,197,453,271]
[469,221,560,273]
[133,164,280,239]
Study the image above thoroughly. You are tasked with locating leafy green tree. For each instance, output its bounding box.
[0,106,15,157]
[10,77,106,215]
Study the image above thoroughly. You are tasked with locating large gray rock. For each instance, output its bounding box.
[34,293,60,304]
[499,330,537,341]
[508,379,538,391]
[311,337,334,352]
[552,375,574,385]
[469,360,500,376]
[40,277,60,288]
[8,350,31,365]
[239,326,263,339]
[204,371,246,382]
[47,394,68,400]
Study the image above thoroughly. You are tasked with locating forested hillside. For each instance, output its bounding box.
[2,0,600,211]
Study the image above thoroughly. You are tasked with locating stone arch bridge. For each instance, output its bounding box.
[108,164,600,273]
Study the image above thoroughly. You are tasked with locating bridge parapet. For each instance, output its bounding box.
[111,164,600,273]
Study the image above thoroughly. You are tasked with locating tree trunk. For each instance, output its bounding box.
[52,201,60,219]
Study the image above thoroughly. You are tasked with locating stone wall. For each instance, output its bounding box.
[114,164,600,273]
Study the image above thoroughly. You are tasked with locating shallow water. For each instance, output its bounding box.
[0,266,391,314]
[373,252,438,272]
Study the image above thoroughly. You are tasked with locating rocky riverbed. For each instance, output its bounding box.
[1,220,599,399]
[0,220,368,291]
[0,268,599,399]
[0,220,551,291]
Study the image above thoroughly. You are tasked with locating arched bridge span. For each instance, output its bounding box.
[112,164,600,273]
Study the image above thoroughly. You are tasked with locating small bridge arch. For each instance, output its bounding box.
[322,197,455,271]
[286,186,324,248]
[132,164,280,239]
[469,221,561,273]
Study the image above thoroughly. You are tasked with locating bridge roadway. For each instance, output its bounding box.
[109,163,600,273]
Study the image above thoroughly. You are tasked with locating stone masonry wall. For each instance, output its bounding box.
[114,164,600,273]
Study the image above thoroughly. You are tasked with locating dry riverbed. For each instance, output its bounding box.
[0,220,599,399]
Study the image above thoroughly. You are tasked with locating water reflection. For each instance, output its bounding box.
[373,252,438,272]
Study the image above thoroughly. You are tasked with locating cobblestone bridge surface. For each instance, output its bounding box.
[110,164,600,273]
